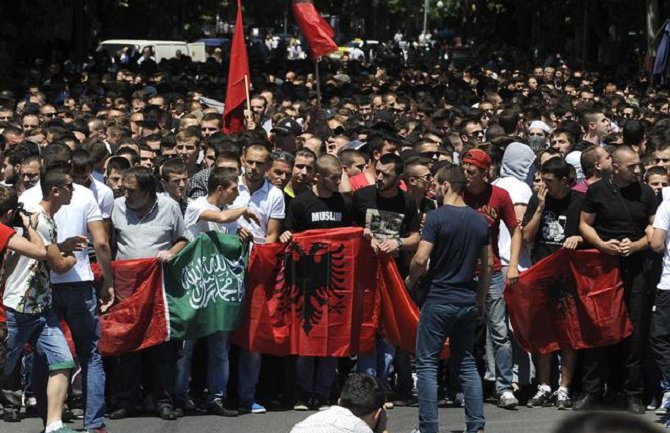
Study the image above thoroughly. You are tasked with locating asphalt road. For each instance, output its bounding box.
[4,404,667,433]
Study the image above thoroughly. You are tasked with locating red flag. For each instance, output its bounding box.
[222,0,251,134]
[505,249,632,355]
[92,259,169,356]
[292,0,338,59]
[377,254,449,358]
[234,227,378,356]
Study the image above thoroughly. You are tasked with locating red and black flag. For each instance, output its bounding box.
[505,249,632,354]
[292,0,338,59]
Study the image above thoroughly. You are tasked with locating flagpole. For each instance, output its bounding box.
[314,58,322,110]
[243,74,252,121]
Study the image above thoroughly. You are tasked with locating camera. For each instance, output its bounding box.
[10,203,31,229]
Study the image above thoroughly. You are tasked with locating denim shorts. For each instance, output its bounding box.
[4,308,75,375]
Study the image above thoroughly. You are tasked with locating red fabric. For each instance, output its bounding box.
[505,249,632,355]
[234,227,378,356]
[292,0,338,59]
[222,0,251,135]
[349,172,372,192]
[464,184,517,271]
[92,258,168,356]
[377,254,448,358]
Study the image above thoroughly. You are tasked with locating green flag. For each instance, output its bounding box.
[164,231,248,340]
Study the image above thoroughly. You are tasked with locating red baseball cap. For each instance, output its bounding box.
[462,149,492,170]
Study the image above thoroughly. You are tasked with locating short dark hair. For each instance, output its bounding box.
[123,166,157,198]
[207,167,239,194]
[338,374,385,418]
[436,163,466,193]
[646,165,668,181]
[622,119,645,146]
[552,411,662,433]
[541,157,571,179]
[40,164,71,197]
[71,149,93,173]
[105,156,131,176]
[0,185,18,216]
[271,150,295,167]
[378,153,404,176]
[41,142,72,168]
[160,158,187,181]
[116,147,140,166]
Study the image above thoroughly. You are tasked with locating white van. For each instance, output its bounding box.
[97,39,207,63]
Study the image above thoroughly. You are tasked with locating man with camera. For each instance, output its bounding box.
[2,164,88,433]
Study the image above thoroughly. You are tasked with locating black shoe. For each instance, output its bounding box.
[573,393,600,411]
[173,407,184,418]
[393,395,418,407]
[3,409,20,422]
[626,396,645,414]
[159,406,177,420]
[207,399,239,417]
[109,407,133,420]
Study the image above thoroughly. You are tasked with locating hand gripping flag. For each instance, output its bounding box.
[292,0,338,59]
[222,0,251,134]
[505,249,632,354]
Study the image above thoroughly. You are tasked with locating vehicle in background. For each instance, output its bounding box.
[97,40,206,62]
[328,38,380,60]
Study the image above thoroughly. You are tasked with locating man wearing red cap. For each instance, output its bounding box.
[462,148,522,409]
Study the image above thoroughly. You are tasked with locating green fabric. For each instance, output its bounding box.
[164,231,248,340]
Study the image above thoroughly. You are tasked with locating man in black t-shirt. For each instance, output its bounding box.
[280,155,353,412]
[522,158,584,409]
[352,153,421,405]
[576,146,657,413]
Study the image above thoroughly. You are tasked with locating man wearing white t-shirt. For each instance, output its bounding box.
[650,200,670,414]
[19,144,114,433]
[176,167,257,416]
[230,143,285,414]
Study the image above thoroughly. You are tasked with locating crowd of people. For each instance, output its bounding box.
[0,38,669,433]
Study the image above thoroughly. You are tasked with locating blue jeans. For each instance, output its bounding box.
[486,271,513,394]
[238,349,262,406]
[176,332,230,404]
[51,282,106,429]
[417,302,484,433]
[357,337,396,390]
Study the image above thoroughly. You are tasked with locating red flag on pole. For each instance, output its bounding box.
[222,0,251,134]
[292,0,338,59]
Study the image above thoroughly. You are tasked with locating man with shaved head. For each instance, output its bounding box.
[576,146,657,413]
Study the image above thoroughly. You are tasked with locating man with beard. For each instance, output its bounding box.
[280,155,353,411]
[352,153,421,405]
[406,164,490,433]
[17,155,41,196]
[2,147,29,189]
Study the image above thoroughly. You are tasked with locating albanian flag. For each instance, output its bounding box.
[222,0,251,134]
[505,249,632,355]
[292,0,338,59]
[234,227,378,356]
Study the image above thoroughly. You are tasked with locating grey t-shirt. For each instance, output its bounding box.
[112,195,186,260]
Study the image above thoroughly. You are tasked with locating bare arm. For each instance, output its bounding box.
[7,215,46,260]
[265,218,282,243]
[199,207,259,225]
[89,219,115,310]
[651,228,667,254]
[405,239,434,289]
[45,243,77,274]
[579,211,620,255]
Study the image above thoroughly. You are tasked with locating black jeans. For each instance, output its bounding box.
[111,341,179,412]
[580,255,652,397]
[651,289,670,383]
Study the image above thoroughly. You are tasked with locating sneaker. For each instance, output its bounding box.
[207,399,238,417]
[393,395,418,407]
[556,388,572,410]
[293,398,309,411]
[498,391,519,409]
[647,395,659,411]
[316,396,330,411]
[656,392,670,416]
[384,401,394,410]
[454,392,465,408]
[87,428,109,433]
[239,402,267,414]
[527,385,552,408]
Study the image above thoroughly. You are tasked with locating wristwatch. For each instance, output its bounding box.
[396,238,403,249]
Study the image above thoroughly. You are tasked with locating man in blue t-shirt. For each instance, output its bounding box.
[406,164,490,433]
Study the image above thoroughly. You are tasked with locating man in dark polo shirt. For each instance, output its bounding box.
[575,145,657,413]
